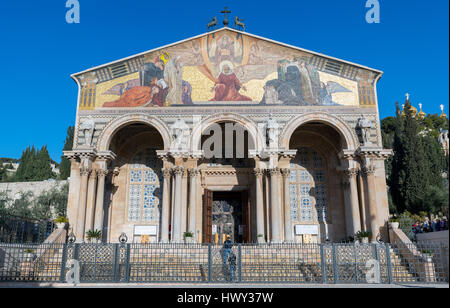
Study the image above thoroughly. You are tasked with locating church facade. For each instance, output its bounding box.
[65,28,391,244]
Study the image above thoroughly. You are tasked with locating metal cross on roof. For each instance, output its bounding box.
[221,7,231,26]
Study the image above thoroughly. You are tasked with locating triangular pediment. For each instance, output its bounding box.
[74,28,381,109]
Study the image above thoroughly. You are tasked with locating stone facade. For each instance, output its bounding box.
[65,28,392,243]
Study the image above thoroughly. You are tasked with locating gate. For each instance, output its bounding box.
[0,242,448,284]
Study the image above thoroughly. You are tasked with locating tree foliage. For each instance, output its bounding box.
[59,126,74,180]
[12,146,56,182]
[383,101,449,216]
[0,183,69,220]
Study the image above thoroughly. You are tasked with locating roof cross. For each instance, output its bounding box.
[221,7,231,26]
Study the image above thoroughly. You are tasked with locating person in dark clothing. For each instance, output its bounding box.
[223,235,233,265]
[228,252,237,282]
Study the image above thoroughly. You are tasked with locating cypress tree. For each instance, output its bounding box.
[389,101,429,213]
[59,126,74,180]
[15,146,35,181]
[33,146,56,181]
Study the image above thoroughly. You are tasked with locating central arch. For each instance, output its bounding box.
[189,113,264,154]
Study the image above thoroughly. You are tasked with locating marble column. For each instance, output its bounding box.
[76,157,92,242]
[160,168,172,243]
[93,167,108,233]
[343,168,362,237]
[87,170,98,232]
[172,166,184,243]
[362,165,378,242]
[281,168,293,243]
[268,168,282,243]
[188,168,200,241]
[253,168,265,243]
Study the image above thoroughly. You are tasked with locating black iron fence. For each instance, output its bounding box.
[0,215,55,244]
[0,242,448,284]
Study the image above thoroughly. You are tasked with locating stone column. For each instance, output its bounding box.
[76,156,93,242]
[362,165,378,242]
[172,166,184,243]
[280,168,293,243]
[343,168,362,237]
[253,168,265,243]
[188,168,200,241]
[87,170,98,232]
[268,168,282,243]
[160,168,172,243]
[93,167,108,233]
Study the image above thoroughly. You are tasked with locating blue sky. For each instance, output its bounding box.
[0,0,448,162]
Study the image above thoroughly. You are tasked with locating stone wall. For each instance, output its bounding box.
[416,231,449,245]
[0,180,68,202]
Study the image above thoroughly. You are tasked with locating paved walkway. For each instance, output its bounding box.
[0,282,448,288]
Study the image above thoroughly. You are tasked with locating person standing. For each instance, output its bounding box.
[223,235,233,265]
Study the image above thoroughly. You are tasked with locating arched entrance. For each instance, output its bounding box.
[105,122,166,243]
[198,120,256,244]
[287,120,353,243]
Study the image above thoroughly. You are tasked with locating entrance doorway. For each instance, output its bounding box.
[202,190,250,244]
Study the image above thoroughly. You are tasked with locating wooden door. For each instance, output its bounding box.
[242,190,251,243]
[202,189,213,244]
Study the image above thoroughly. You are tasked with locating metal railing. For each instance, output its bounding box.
[0,215,55,244]
[0,242,448,284]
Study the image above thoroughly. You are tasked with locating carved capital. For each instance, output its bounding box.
[362,165,376,176]
[162,168,172,179]
[253,168,264,177]
[173,166,185,176]
[344,168,359,178]
[188,168,201,177]
[80,165,92,177]
[89,169,98,179]
[97,168,109,177]
[280,168,290,178]
[267,167,280,176]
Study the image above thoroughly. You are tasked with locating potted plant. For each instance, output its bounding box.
[183,231,194,243]
[23,249,35,262]
[389,217,400,229]
[257,234,265,243]
[421,249,434,262]
[355,231,372,244]
[86,229,102,243]
[54,216,69,229]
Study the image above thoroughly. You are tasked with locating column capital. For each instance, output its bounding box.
[79,157,93,176]
[188,168,201,177]
[344,168,359,178]
[361,165,376,176]
[97,168,109,177]
[162,168,172,179]
[173,166,185,176]
[267,167,280,176]
[280,168,290,178]
[253,168,265,177]
[89,169,98,179]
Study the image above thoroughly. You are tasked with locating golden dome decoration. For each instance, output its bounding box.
[417,103,426,119]
[440,104,448,119]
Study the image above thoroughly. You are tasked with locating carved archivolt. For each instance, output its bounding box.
[280,112,359,151]
[96,113,172,151]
